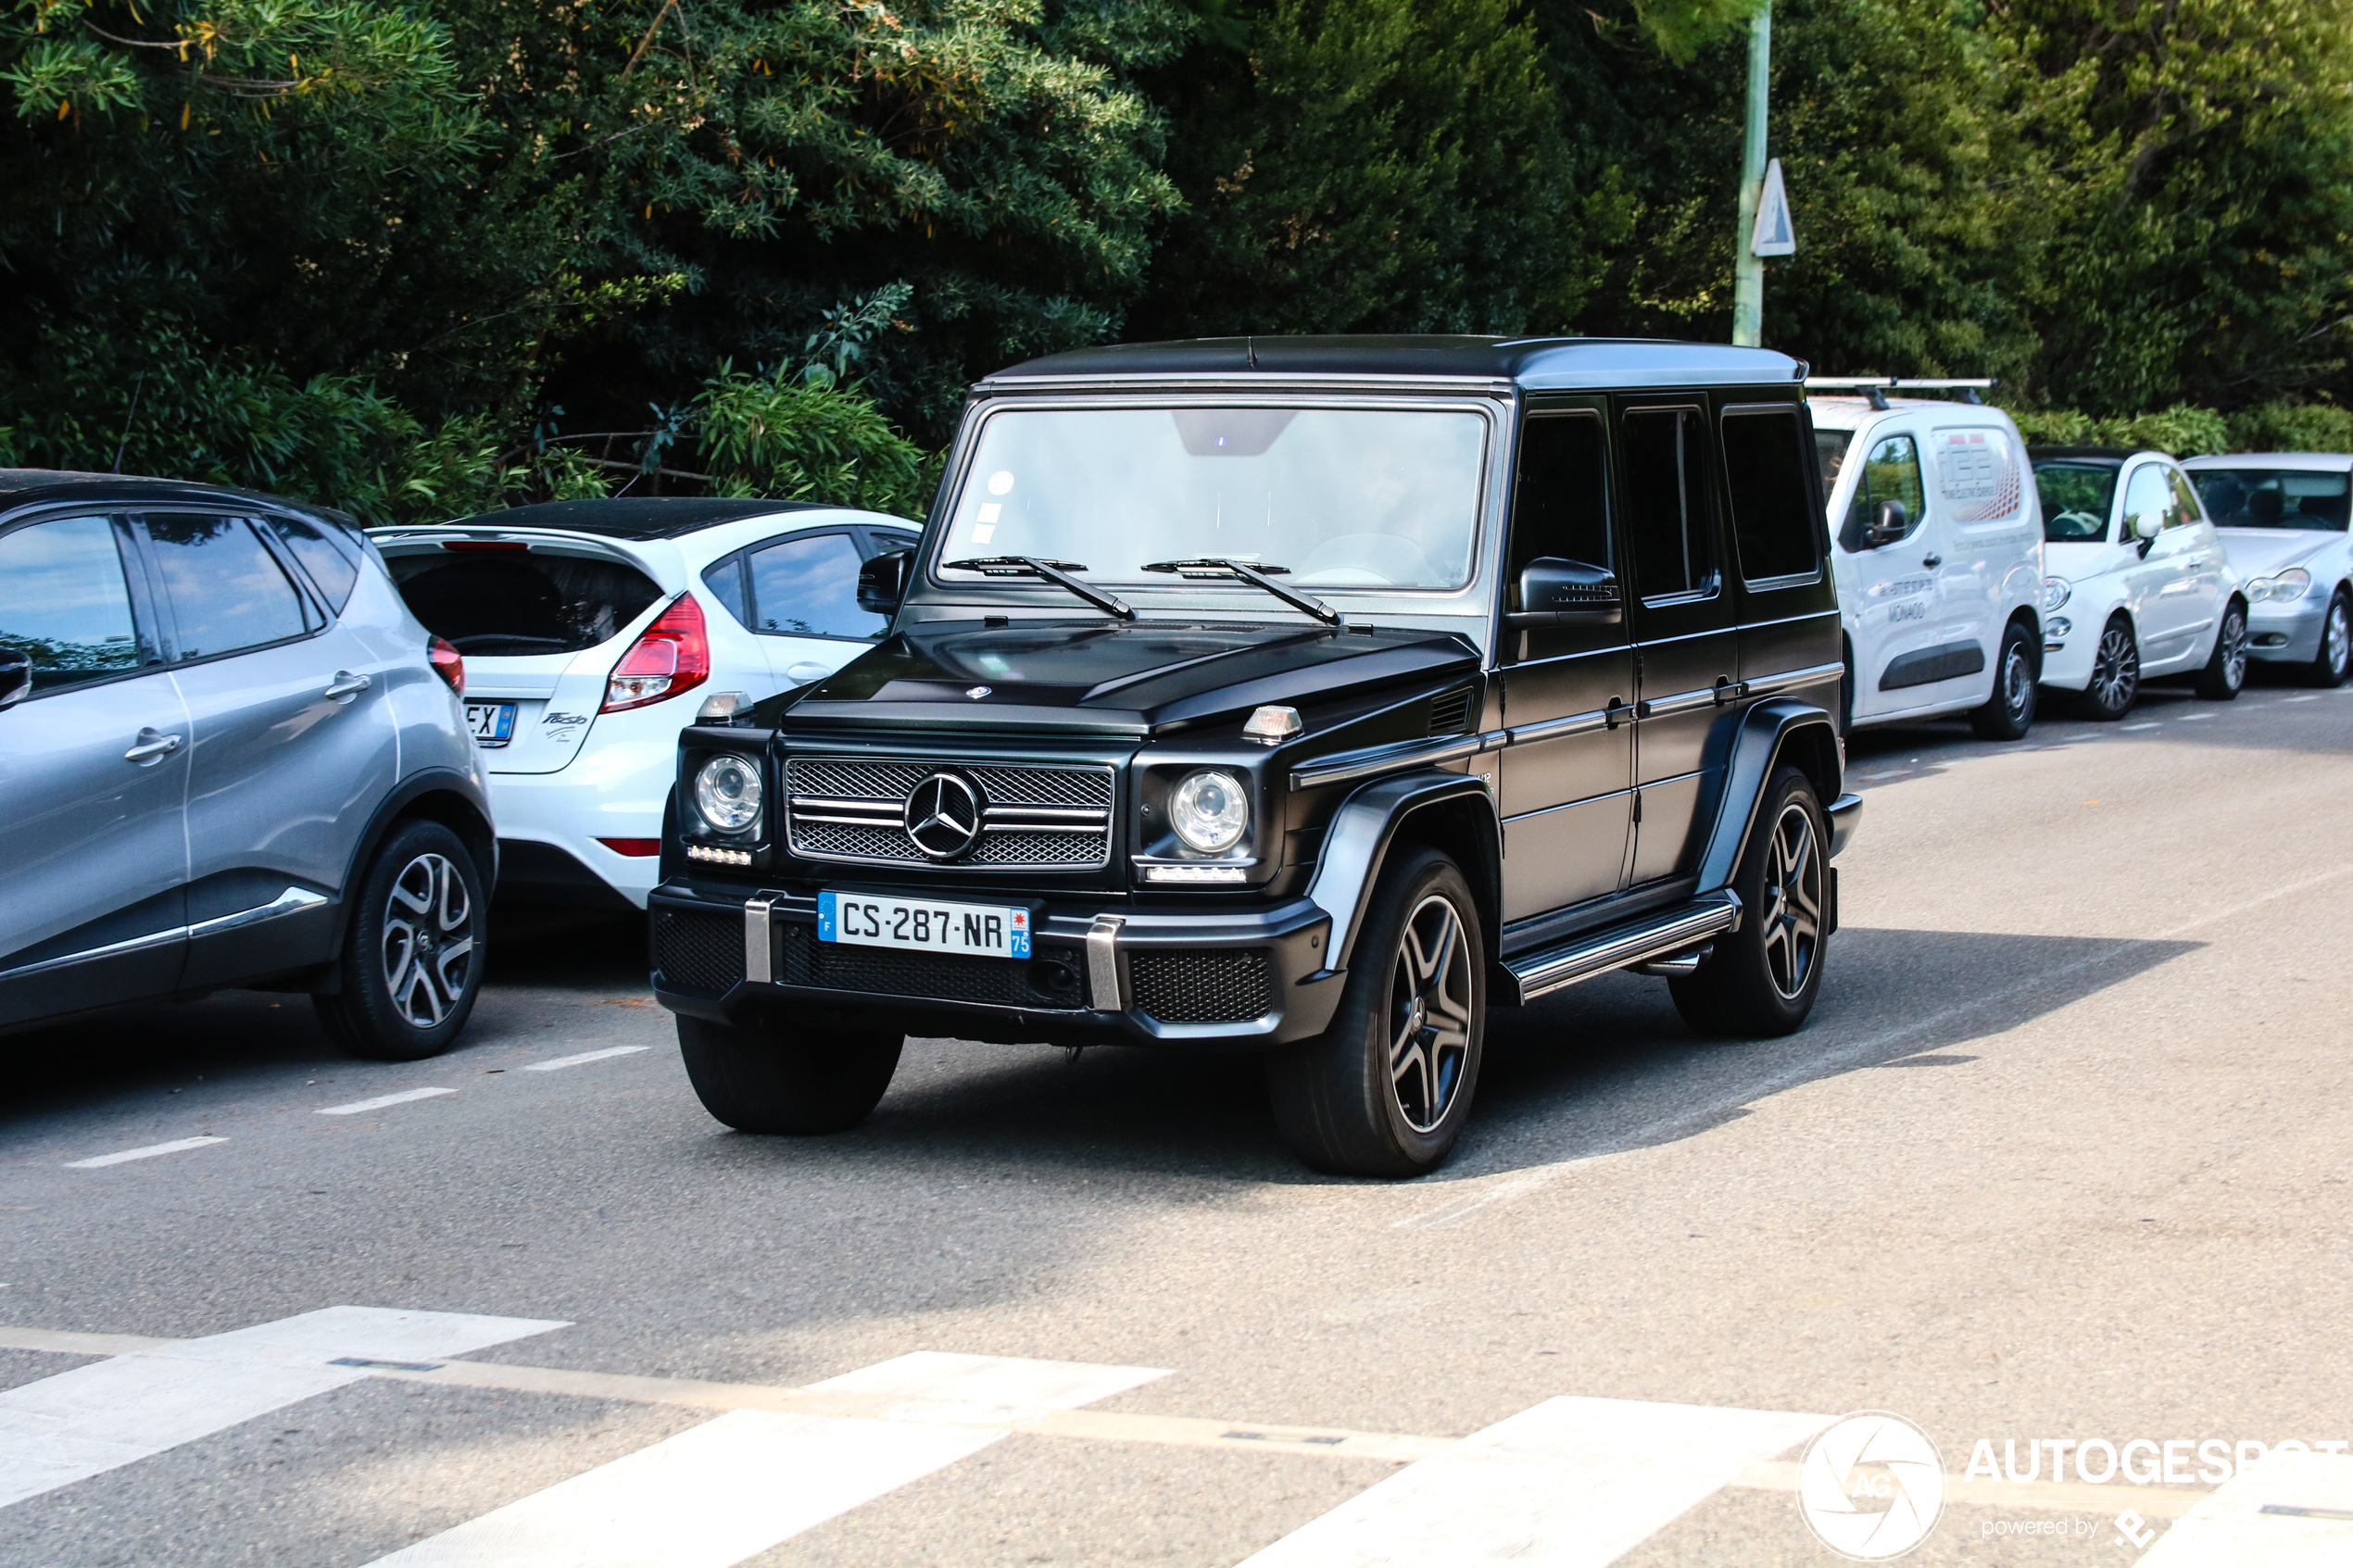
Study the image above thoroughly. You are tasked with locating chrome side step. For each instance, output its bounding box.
[1502,889,1743,1003]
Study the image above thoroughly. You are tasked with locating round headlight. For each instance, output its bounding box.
[2041,575,2072,612]
[694,754,762,834]
[1168,769,1250,855]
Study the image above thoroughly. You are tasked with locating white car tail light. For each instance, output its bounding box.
[602,594,711,713]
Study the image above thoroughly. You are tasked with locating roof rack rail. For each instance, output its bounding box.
[1804,376,1995,410]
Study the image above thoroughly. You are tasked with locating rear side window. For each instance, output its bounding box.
[1720,406,1820,583]
[744,532,890,640]
[1620,407,1717,599]
[1508,412,1613,591]
[388,550,663,656]
[145,513,314,659]
[0,515,144,694]
[265,514,360,610]
[1839,434,1925,553]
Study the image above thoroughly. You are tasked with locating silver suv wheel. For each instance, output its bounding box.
[382,851,475,1027]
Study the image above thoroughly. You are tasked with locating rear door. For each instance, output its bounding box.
[141,511,396,979]
[0,511,192,1024]
[702,524,910,689]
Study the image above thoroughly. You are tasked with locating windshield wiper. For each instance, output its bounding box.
[1140,558,1340,626]
[942,556,1134,621]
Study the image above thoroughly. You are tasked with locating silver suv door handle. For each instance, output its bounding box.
[1922,553,1944,569]
[125,728,183,763]
[323,671,371,702]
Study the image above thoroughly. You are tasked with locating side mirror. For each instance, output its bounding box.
[1865,499,1909,548]
[0,648,29,712]
[2130,509,2162,542]
[856,547,913,616]
[1506,558,1622,629]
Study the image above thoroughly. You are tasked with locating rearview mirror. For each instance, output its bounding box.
[1866,499,1909,548]
[856,548,913,616]
[1506,558,1621,630]
[0,647,28,713]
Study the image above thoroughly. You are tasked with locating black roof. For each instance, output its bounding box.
[424,497,839,541]
[0,468,358,525]
[982,335,1807,392]
[2028,446,2134,464]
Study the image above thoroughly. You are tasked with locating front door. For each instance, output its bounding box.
[1617,402,1738,884]
[0,512,192,1025]
[1496,407,1634,922]
[1834,420,1941,718]
[140,512,397,982]
[2117,462,2207,665]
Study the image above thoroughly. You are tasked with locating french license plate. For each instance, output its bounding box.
[466,701,518,746]
[818,891,1031,959]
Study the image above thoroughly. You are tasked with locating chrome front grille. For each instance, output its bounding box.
[784,757,1114,871]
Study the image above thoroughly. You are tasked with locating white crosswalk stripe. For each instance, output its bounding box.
[363,1351,1168,1568]
[1233,1394,1829,1568]
[2138,1449,2353,1567]
[0,1306,566,1510]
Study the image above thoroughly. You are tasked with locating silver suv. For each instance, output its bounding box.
[0,470,497,1060]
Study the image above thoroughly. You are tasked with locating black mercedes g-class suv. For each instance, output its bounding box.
[648,336,1861,1176]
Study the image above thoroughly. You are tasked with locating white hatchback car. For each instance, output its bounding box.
[2179,453,2353,687]
[1811,391,2045,738]
[2029,448,2247,718]
[372,499,918,909]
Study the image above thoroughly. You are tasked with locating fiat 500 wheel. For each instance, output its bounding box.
[2079,616,2140,720]
[1267,846,1485,1177]
[315,820,485,1062]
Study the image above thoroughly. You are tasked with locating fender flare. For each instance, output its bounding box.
[1692,699,1844,892]
[1306,770,1500,976]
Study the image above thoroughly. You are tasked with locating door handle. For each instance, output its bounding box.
[1922,553,1944,569]
[1712,675,1750,704]
[1604,696,1630,729]
[125,728,183,763]
[323,671,371,702]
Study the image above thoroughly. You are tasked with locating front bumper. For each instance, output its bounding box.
[2247,597,2326,664]
[648,881,1342,1050]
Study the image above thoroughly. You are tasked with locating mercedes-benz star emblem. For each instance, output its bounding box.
[904,771,982,859]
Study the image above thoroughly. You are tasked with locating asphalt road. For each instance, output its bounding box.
[5,671,2351,1567]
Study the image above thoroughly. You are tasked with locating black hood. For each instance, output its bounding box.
[786,619,1479,736]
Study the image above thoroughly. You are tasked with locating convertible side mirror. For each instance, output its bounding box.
[1865,499,1909,548]
[0,647,29,713]
[1506,558,1622,629]
[856,548,913,616]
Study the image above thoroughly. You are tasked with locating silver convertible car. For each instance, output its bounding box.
[2181,453,2353,687]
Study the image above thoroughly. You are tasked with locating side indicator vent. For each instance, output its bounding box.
[1428,686,1476,736]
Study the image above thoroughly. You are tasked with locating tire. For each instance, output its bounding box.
[2306,589,2351,688]
[1968,621,2038,740]
[677,1013,902,1135]
[314,820,486,1062]
[2075,615,2140,720]
[2193,598,2248,700]
[1670,767,1829,1038]
[1266,847,1486,1177]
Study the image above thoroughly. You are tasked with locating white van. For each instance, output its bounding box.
[1809,384,2045,738]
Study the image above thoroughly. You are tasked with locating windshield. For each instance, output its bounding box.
[2187,468,2351,532]
[2033,460,2120,542]
[937,406,1487,590]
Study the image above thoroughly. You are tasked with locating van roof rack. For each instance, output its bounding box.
[1805,376,1995,411]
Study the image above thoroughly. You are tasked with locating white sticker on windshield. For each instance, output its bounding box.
[971,524,996,544]
[977,503,1001,522]
[988,470,1015,495]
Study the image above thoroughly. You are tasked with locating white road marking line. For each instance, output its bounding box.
[316,1087,456,1116]
[2122,721,2163,730]
[64,1136,226,1169]
[363,1353,1169,1568]
[2284,694,2321,703]
[1399,861,2353,1231]
[0,1307,565,1511]
[523,1046,650,1072]
[2139,1450,2353,1564]
[1233,1395,1828,1568]
[2176,711,2218,721]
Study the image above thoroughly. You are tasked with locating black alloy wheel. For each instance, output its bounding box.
[2194,599,2248,700]
[2309,590,2351,688]
[2081,616,2141,720]
[1671,766,1831,1038]
[316,820,486,1061]
[1267,846,1486,1177]
[1969,620,2038,740]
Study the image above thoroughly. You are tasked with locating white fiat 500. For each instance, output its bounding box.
[2180,452,2353,688]
[372,499,917,909]
[2029,448,2247,718]
[1811,388,2045,737]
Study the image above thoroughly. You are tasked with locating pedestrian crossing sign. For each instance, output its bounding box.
[1752,157,1796,257]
